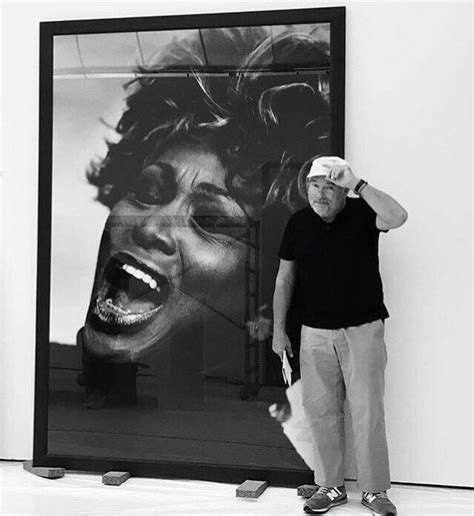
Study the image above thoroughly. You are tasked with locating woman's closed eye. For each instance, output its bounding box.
[192,206,249,241]
[130,163,177,205]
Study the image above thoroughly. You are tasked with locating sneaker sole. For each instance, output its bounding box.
[361,498,396,516]
[304,498,347,514]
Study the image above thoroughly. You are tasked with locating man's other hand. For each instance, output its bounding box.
[272,331,293,359]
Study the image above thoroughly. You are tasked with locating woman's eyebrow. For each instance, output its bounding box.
[193,182,232,199]
[194,182,252,221]
[151,160,231,200]
[145,159,175,173]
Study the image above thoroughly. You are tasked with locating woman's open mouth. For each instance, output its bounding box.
[91,252,170,328]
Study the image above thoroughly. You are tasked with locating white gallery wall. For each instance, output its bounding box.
[1,0,472,487]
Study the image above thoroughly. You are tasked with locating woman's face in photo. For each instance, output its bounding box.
[83,142,252,361]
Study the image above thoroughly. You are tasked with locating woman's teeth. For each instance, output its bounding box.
[91,260,167,327]
[122,263,159,290]
[105,298,131,314]
[94,297,161,326]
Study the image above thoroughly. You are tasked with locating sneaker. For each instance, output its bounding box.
[361,491,397,516]
[303,485,347,513]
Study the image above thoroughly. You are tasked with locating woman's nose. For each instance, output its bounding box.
[132,212,178,256]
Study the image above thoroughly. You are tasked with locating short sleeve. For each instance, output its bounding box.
[357,198,388,233]
[278,215,296,260]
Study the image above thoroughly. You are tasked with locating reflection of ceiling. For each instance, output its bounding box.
[53,25,330,78]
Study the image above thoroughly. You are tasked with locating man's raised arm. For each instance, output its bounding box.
[325,164,408,230]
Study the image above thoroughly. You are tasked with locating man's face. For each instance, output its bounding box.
[83,143,251,362]
[306,176,347,221]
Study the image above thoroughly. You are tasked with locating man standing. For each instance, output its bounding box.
[272,157,407,515]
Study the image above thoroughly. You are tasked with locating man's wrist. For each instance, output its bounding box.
[349,176,360,191]
[353,178,368,195]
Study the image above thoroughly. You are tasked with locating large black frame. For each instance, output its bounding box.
[34,6,345,486]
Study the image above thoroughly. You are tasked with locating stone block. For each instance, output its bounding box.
[297,484,319,498]
[236,479,268,498]
[23,460,65,479]
[102,471,130,486]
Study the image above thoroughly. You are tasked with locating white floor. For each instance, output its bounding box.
[0,461,472,516]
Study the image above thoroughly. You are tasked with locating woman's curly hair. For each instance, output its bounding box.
[87,27,330,214]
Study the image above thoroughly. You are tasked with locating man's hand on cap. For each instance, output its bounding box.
[326,163,359,190]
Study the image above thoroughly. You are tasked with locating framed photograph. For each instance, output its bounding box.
[34,7,345,485]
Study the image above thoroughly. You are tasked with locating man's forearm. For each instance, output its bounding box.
[272,278,295,334]
[326,165,408,230]
[355,181,408,229]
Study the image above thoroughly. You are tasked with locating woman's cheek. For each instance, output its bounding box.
[105,208,136,242]
[182,237,246,287]
[178,236,247,320]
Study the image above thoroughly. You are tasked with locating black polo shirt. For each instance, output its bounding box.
[278,198,389,329]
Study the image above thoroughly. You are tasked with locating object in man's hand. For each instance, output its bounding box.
[282,351,293,385]
[272,380,315,470]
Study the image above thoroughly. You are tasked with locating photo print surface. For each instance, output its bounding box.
[37,8,345,484]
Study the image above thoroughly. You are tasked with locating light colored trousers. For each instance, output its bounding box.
[300,320,391,492]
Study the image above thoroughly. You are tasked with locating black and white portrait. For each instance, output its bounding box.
[46,18,343,481]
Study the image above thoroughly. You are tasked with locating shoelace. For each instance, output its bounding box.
[317,487,331,496]
[317,486,342,498]
[364,491,388,503]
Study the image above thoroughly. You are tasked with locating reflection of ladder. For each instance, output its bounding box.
[239,220,261,400]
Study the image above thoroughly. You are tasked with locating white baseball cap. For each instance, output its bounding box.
[307,156,349,179]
